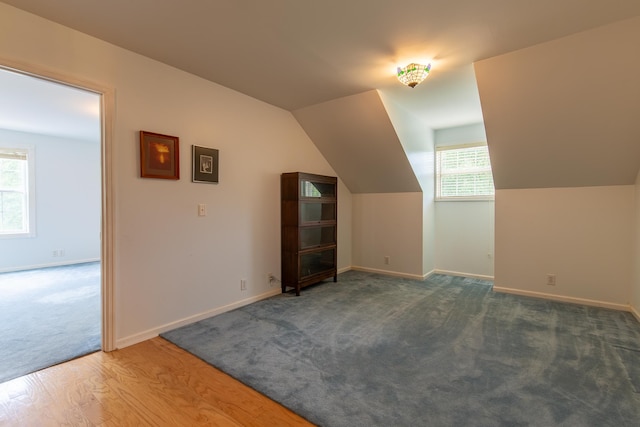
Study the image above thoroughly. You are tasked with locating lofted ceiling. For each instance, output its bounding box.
[1,1,639,192]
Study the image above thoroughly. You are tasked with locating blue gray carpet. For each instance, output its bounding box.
[0,262,101,384]
[162,271,640,427]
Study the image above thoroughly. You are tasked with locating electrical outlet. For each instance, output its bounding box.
[384,256,390,265]
[267,273,275,286]
[546,274,556,286]
[240,279,247,291]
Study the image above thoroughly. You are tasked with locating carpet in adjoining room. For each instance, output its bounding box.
[0,262,101,384]
[162,271,640,427]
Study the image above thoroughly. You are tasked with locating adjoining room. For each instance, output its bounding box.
[0,68,102,383]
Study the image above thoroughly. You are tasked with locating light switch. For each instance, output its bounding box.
[198,203,206,216]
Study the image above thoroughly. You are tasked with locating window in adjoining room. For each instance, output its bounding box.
[0,146,35,237]
[436,143,494,201]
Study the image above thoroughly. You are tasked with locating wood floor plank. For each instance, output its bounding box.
[0,337,315,427]
[139,339,267,420]
[107,341,244,426]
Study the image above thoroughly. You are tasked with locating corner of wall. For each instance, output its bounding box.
[632,169,640,317]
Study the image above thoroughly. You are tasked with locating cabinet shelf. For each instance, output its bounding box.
[281,172,337,296]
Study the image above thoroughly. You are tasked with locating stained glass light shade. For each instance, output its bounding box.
[396,63,431,88]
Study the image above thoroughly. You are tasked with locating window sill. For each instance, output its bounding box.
[0,231,35,239]
[435,196,494,202]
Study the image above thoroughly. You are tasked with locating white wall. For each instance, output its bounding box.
[633,171,640,318]
[379,92,436,276]
[435,201,494,278]
[494,186,633,308]
[337,178,352,272]
[351,192,424,278]
[402,123,436,277]
[0,4,352,347]
[423,181,436,276]
[434,123,494,279]
[0,129,100,272]
[435,123,486,148]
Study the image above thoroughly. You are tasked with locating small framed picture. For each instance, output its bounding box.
[192,145,219,183]
[139,131,180,180]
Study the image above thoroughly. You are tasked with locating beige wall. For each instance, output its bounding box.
[494,186,634,308]
[0,3,352,347]
[351,193,424,278]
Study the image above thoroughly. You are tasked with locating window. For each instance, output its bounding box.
[0,146,35,237]
[435,143,494,200]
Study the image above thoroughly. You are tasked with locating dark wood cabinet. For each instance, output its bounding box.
[281,172,337,295]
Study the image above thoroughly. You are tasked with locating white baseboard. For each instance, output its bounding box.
[116,271,640,349]
[116,287,282,349]
[0,258,100,273]
[432,269,494,282]
[493,286,631,312]
[350,265,429,280]
[423,269,435,279]
[337,266,352,274]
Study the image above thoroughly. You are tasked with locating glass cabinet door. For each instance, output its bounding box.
[300,202,336,223]
[301,179,336,198]
[300,225,336,249]
[300,248,335,279]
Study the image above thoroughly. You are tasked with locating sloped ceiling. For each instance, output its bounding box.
[475,17,640,190]
[2,1,640,193]
[293,90,421,193]
[4,0,639,113]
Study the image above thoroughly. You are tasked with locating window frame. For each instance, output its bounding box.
[435,142,495,202]
[0,143,36,238]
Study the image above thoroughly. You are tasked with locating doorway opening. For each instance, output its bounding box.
[0,64,114,383]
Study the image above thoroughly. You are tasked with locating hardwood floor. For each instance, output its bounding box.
[0,337,315,426]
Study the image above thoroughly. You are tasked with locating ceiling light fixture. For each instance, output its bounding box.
[396,63,431,88]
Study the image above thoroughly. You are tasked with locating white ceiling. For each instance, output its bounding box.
[0,67,101,141]
[2,0,639,132]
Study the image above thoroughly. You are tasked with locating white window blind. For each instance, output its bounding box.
[436,144,494,200]
[0,147,30,234]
